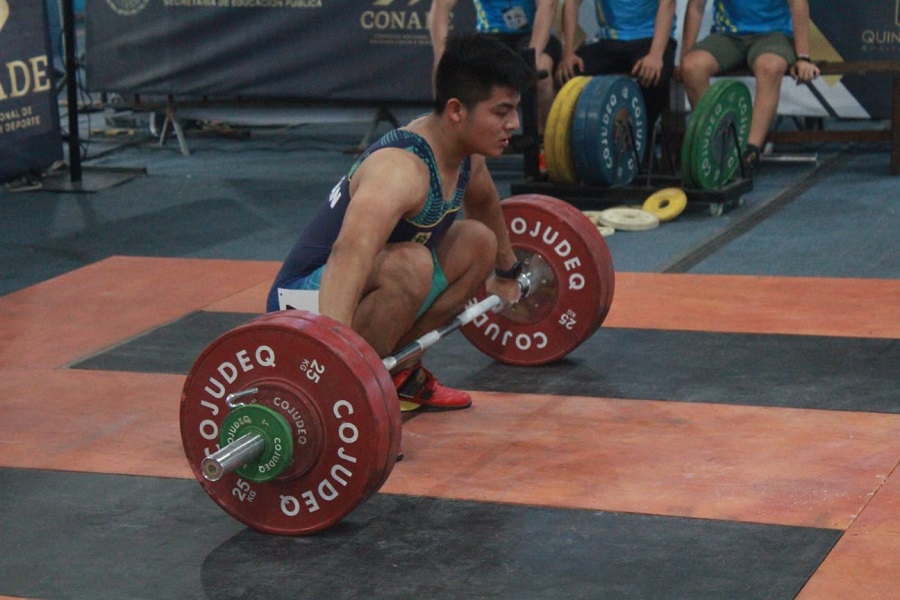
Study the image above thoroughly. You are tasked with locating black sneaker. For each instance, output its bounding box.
[743,144,762,178]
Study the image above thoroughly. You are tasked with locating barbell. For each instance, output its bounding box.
[179,194,615,535]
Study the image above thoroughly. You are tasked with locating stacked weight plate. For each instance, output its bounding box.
[681,80,752,190]
[545,76,591,184]
[545,75,647,187]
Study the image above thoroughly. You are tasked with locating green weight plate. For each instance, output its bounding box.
[680,103,699,188]
[220,403,295,483]
[681,79,729,188]
[689,80,752,190]
[687,79,740,187]
[682,79,740,188]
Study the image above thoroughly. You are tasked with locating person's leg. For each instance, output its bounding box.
[681,33,744,108]
[745,33,793,149]
[625,38,677,132]
[534,36,563,134]
[577,39,633,76]
[348,242,436,357]
[388,219,496,410]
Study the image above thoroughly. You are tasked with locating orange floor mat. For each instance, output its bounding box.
[606,272,900,338]
[385,392,900,530]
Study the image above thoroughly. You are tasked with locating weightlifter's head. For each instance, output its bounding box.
[433,33,534,115]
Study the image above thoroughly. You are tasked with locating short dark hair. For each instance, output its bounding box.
[433,33,535,114]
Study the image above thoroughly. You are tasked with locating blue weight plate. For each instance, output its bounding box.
[572,76,648,186]
[572,76,613,186]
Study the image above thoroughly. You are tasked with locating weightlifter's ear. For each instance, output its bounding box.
[445,98,466,124]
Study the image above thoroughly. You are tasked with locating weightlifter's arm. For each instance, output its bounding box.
[318,151,429,327]
[461,156,522,305]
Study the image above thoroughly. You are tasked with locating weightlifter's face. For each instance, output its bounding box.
[464,85,520,158]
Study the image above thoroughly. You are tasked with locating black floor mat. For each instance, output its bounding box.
[0,468,839,600]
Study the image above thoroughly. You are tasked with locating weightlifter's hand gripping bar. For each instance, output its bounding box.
[382,270,530,371]
[200,271,531,482]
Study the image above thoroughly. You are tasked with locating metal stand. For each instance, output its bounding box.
[41,0,144,192]
[154,98,191,157]
[511,117,752,217]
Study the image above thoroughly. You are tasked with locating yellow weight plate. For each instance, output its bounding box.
[643,187,688,222]
[545,76,591,184]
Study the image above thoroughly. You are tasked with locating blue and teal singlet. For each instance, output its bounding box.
[711,0,792,36]
[266,129,472,312]
[591,0,677,41]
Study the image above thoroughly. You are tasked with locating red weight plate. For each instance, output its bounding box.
[323,318,403,496]
[180,310,397,535]
[518,193,615,332]
[551,197,617,330]
[461,194,615,365]
[251,310,400,501]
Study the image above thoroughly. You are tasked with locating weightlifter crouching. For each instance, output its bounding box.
[266,34,531,410]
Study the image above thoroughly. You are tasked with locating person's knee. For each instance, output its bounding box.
[454,221,497,278]
[681,51,717,84]
[537,52,554,74]
[751,53,788,84]
[467,220,499,261]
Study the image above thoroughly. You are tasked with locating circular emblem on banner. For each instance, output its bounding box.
[105,0,150,16]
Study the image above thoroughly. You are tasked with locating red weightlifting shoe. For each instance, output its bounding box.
[391,364,472,411]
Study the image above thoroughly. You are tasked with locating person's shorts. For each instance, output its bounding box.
[693,32,795,72]
[270,249,448,319]
[576,37,677,86]
[481,32,563,69]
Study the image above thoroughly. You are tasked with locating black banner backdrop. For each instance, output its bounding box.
[85,0,474,103]
[810,0,900,119]
[0,0,63,184]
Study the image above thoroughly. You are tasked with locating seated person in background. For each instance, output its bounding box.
[679,0,820,175]
[267,34,529,411]
[555,0,677,134]
[430,0,560,137]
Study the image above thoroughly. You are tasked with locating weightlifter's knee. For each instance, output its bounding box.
[444,220,498,274]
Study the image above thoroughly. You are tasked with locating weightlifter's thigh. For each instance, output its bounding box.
[434,219,497,288]
[353,242,435,353]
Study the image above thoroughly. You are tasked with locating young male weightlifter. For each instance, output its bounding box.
[267,34,531,410]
